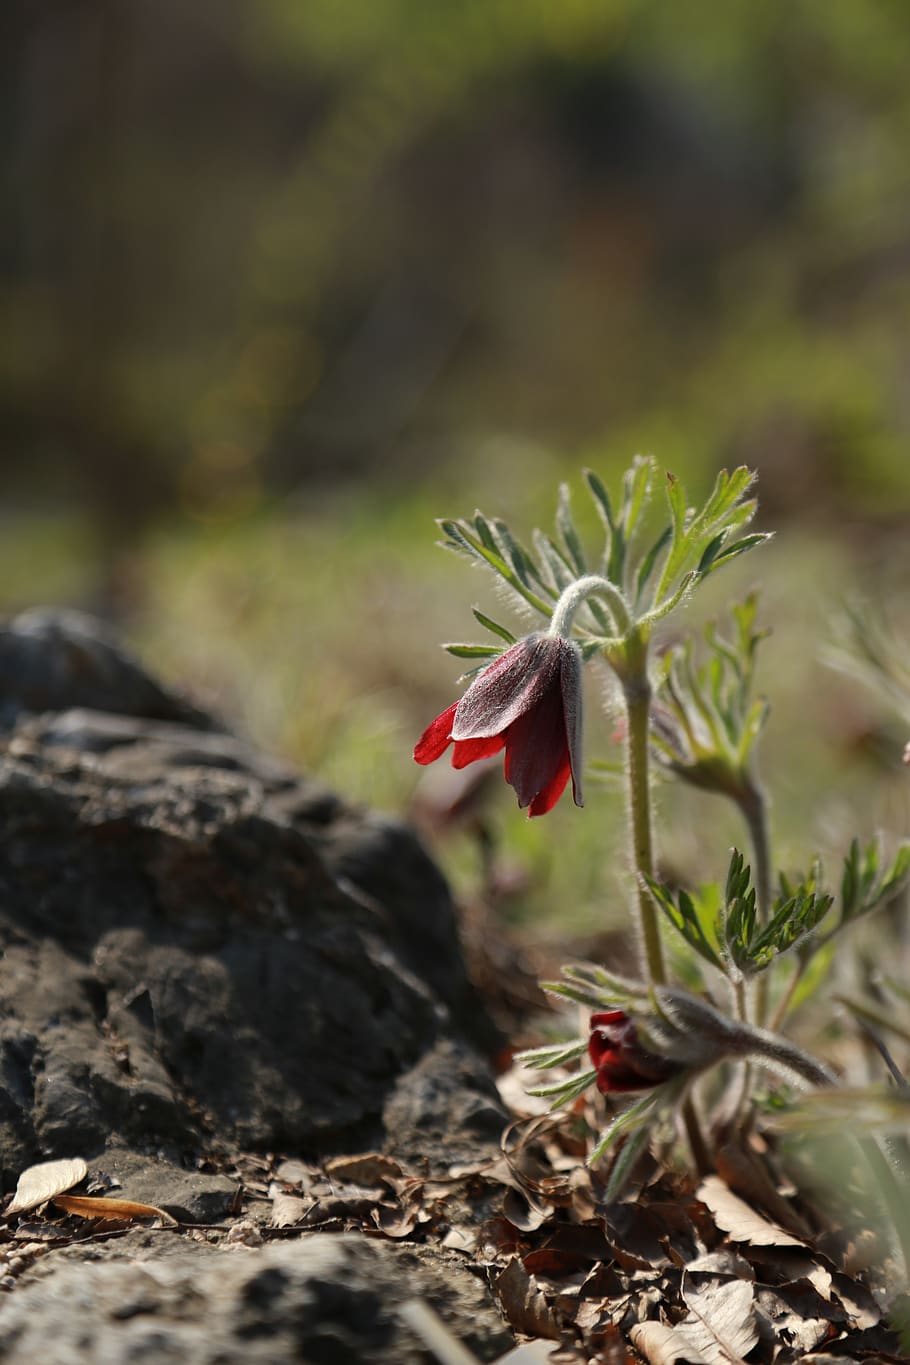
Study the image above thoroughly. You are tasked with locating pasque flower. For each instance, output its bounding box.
[588,1010,683,1093]
[414,634,583,816]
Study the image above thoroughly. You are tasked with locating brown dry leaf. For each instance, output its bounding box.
[441,1225,477,1253]
[503,1186,552,1233]
[270,1193,310,1228]
[753,1286,832,1354]
[323,1154,403,1186]
[632,1277,758,1365]
[7,1158,88,1216]
[52,1194,177,1226]
[631,1321,712,1365]
[493,1258,562,1341]
[273,1159,313,1188]
[697,1176,805,1248]
[715,1143,813,1240]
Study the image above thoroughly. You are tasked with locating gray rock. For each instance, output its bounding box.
[0,608,213,731]
[1,1233,513,1364]
[0,607,501,1177]
[0,607,511,1362]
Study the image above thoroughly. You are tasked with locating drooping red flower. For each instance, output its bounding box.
[588,1010,682,1093]
[414,634,583,817]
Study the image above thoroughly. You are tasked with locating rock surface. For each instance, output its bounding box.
[1,1232,513,1364]
[0,607,511,1361]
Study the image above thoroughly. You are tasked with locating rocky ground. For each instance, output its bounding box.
[0,607,516,1362]
[0,608,905,1364]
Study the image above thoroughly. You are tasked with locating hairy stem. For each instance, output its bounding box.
[681,1094,712,1177]
[622,670,666,986]
[739,778,772,923]
[621,647,712,1171]
[735,1025,837,1088]
[770,957,807,1032]
[548,573,632,639]
[738,777,772,1026]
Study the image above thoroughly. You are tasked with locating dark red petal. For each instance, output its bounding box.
[591,1011,629,1027]
[528,753,571,816]
[413,702,458,765]
[452,635,560,740]
[503,679,569,811]
[450,733,505,769]
[595,1064,664,1094]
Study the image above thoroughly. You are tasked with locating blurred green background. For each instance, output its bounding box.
[4,1,910,934]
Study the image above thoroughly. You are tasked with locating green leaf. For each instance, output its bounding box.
[437,517,553,617]
[665,470,688,543]
[542,981,614,1010]
[491,518,551,594]
[589,1092,659,1164]
[583,467,615,530]
[443,643,501,659]
[621,456,656,542]
[556,482,587,575]
[561,962,650,1000]
[646,877,724,970]
[471,609,516,644]
[527,1067,598,1108]
[635,525,673,603]
[700,532,773,575]
[604,1121,653,1198]
[532,528,577,593]
[515,1039,589,1070]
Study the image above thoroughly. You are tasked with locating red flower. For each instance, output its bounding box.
[414,634,583,817]
[588,1010,682,1093]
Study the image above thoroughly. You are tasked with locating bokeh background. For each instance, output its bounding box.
[5,1,910,932]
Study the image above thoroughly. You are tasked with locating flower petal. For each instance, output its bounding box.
[558,641,584,806]
[413,702,458,765]
[528,753,571,816]
[503,679,568,810]
[452,636,560,740]
[451,733,505,768]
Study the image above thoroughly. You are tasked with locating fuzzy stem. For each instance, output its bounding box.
[622,647,712,1173]
[738,776,772,1026]
[623,671,666,986]
[735,1025,837,1088]
[548,574,632,639]
[681,1094,712,1177]
[770,957,807,1032]
[739,778,772,924]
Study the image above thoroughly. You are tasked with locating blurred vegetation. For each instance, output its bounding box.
[3,1,910,933]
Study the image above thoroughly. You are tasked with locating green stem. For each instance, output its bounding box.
[622,651,712,1174]
[739,776,772,1026]
[548,573,632,639]
[739,778,772,924]
[770,957,807,1032]
[622,671,666,986]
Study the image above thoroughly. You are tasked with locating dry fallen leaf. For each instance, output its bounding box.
[493,1258,562,1341]
[52,1195,177,1226]
[270,1193,310,1228]
[632,1278,758,1365]
[7,1158,88,1216]
[323,1153,404,1186]
[697,1176,805,1248]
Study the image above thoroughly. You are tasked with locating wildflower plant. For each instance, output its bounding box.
[414,458,910,1207]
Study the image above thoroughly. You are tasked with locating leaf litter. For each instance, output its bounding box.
[2,1115,906,1363]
